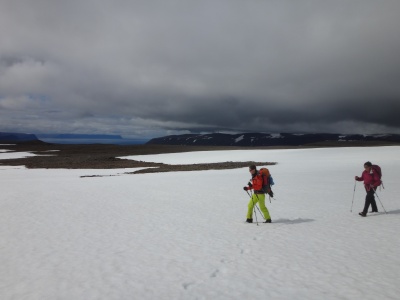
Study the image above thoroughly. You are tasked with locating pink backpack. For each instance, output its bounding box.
[371,165,382,186]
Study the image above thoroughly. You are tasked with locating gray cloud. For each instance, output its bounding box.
[1,0,400,138]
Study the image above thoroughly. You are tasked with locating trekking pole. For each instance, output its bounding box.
[247,190,259,225]
[350,180,357,212]
[245,190,259,224]
[373,189,387,214]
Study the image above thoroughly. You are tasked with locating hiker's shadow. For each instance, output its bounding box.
[273,218,314,225]
[368,209,400,217]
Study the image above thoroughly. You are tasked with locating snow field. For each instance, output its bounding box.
[1,146,400,299]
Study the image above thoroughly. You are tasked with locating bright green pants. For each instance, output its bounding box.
[247,193,271,220]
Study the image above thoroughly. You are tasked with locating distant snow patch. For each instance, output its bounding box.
[0,152,38,160]
[235,135,244,143]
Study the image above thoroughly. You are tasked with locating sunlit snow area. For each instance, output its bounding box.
[1,146,400,300]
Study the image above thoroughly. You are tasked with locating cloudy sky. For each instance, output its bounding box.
[1,0,400,138]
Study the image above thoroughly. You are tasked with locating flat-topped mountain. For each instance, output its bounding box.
[0,132,39,143]
[36,134,123,139]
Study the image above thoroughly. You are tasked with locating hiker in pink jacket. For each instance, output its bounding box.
[355,161,381,217]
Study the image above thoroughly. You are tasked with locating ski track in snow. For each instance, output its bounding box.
[1,146,400,299]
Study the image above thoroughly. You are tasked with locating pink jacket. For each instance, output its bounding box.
[356,170,381,191]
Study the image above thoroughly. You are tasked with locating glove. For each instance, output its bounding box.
[268,190,274,198]
[248,182,253,188]
[243,186,248,191]
[355,176,360,180]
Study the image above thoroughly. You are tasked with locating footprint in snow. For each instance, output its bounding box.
[210,269,219,278]
[182,282,195,290]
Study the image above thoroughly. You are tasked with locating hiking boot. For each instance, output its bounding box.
[359,212,367,217]
[246,218,253,223]
[264,219,272,223]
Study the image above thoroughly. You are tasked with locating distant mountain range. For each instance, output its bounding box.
[0,132,122,143]
[0,132,150,145]
[0,132,39,142]
[36,134,122,139]
[146,133,400,147]
[2,131,400,146]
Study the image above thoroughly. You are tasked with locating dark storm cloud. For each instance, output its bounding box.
[1,0,400,137]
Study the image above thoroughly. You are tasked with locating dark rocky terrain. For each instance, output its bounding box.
[0,141,274,173]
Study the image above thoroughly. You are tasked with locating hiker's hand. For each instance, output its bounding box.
[248,182,252,188]
[355,176,359,180]
[243,186,248,191]
[268,191,274,197]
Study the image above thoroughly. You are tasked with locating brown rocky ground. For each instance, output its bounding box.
[0,141,276,173]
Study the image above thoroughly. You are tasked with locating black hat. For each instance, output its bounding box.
[249,165,257,170]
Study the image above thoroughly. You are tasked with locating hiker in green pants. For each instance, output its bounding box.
[243,165,272,223]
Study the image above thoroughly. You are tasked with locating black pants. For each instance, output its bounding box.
[363,188,378,214]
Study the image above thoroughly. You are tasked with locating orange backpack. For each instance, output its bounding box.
[259,167,275,196]
[259,167,270,178]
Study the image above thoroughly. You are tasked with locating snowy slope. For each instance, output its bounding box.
[1,146,400,300]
